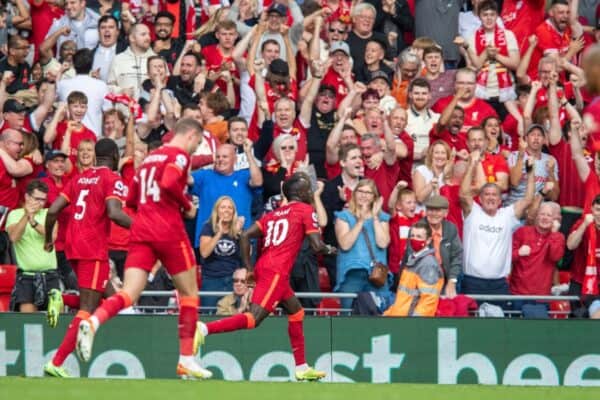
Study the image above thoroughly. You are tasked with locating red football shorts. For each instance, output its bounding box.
[70,259,109,292]
[125,240,196,276]
[251,269,294,313]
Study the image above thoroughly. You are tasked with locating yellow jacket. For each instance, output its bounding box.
[383,248,443,317]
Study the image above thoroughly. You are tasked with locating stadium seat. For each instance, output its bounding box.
[317,297,340,316]
[550,301,570,319]
[0,264,17,312]
[318,267,331,292]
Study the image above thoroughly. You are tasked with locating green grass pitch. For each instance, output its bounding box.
[2,377,599,400]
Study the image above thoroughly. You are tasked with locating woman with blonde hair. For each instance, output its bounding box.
[412,139,453,208]
[198,195,245,312]
[334,179,391,310]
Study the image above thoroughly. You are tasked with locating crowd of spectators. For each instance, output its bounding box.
[0,0,600,318]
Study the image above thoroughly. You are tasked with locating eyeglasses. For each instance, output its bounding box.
[233,279,246,284]
[329,28,346,34]
[280,146,296,151]
[356,189,375,195]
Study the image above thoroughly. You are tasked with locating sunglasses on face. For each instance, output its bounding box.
[233,278,246,283]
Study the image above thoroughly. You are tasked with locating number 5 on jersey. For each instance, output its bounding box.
[74,189,90,220]
[139,167,161,203]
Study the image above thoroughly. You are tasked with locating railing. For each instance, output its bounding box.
[129,290,580,317]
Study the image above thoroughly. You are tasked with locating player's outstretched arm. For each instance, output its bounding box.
[308,232,336,256]
[240,224,263,271]
[44,195,68,251]
[106,198,132,229]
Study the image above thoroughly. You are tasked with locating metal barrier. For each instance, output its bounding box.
[131,290,580,317]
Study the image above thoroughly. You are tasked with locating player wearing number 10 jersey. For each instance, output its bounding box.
[196,172,336,381]
[43,139,132,378]
[76,118,213,380]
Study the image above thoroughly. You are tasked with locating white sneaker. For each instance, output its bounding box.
[76,320,95,362]
[176,360,213,380]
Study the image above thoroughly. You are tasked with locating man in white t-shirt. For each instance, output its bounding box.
[459,149,535,297]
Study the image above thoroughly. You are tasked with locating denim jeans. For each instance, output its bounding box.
[336,269,389,311]
[200,275,233,312]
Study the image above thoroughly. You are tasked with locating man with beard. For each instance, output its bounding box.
[152,11,184,70]
[168,51,207,106]
[108,24,155,99]
[0,36,31,94]
[526,0,584,80]
[406,78,440,163]
[92,15,127,82]
[321,143,364,288]
[307,85,337,179]
[430,86,469,157]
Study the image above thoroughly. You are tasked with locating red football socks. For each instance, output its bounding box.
[52,310,89,366]
[287,309,306,366]
[93,291,132,326]
[178,296,199,356]
[206,312,255,334]
[62,293,80,309]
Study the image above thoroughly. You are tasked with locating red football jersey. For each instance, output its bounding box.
[42,175,70,252]
[431,96,497,134]
[501,0,545,48]
[52,121,97,164]
[0,159,19,212]
[61,166,126,260]
[127,145,192,243]
[201,44,240,107]
[255,201,320,276]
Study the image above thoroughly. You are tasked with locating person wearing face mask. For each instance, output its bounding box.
[383,220,443,317]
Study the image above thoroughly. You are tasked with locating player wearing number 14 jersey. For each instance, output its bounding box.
[76,119,213,380]
[196,172,336,381]
[43,139,132,378]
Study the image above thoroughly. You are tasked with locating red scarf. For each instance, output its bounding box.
[583,224,599,295]
[474,26,515,102]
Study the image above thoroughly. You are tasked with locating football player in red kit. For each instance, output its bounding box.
[43,138,132,377]
[196,172,336,381]
[75,118,212,379]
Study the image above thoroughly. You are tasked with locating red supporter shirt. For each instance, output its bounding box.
[364,160,400,211]
[510,225,565,295]
[388,213,422,273]
[42,175,70,252]
[29,0,64,61]
[61,166,126,260]
[501,0,546,48]
[501,112,520,151]
[321,68,350,107]
[16,157,43,200]
[431,96,497,134]
[528,20,572,80]
[481,152,509,186]
[569,218,600,284]
[439,184,463,239]
[429,125,469,152]
[397,131,415,189]
[0,116,34,135]
[266,119,308,163]
[584,97,600,147]
[583,170,600,213]
[127,145,192,243]
[247,75,298,141]
[548,139,587,208]
[255,201,320,276]
[109,159,136,251]
[0,159,19,211]
[52,121,97,164]
[201,45,240,107]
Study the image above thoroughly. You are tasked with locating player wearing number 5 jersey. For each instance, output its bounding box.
[76,118,213,380]
[42,139,132,378]
[196,172,336,381]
